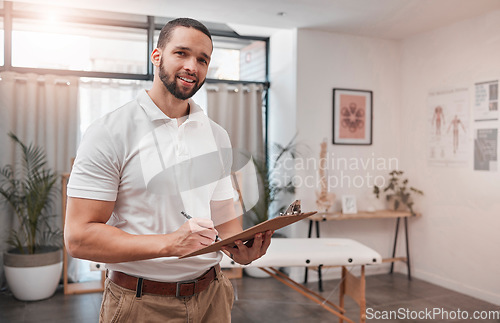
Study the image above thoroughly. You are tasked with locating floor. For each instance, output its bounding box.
[0,272,499,323]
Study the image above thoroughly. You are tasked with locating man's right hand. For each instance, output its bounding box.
[169,218,218,256]
[65,197,218,262]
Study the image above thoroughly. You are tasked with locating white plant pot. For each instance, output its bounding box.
[3,248,62,301]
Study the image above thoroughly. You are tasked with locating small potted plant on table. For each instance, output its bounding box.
[373,170,423,215]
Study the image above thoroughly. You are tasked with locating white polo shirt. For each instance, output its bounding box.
[67,90,234,282]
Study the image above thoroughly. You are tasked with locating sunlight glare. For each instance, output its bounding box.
[12,30,90,70]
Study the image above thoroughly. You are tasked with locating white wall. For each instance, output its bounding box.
[286,28,403,280]
[400,10,500,305]
[269,29,298,148]
[267,29,299,232]
[294,29,402,213]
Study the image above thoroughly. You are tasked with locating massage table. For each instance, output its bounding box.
[220,238,382,323]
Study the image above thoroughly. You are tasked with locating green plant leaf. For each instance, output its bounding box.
[0,133,60,254]
[247,135,300,225]
[374,170,423,214]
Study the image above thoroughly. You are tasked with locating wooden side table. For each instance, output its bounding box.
[304,210,421,291]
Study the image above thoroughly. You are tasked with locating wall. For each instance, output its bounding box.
[267,29,299,227]
[279,10,500,305]
[268,29,298,149]
[400,10,500,305]
[289,29,403,280]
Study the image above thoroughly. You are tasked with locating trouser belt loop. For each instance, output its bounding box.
[136,277,144,299]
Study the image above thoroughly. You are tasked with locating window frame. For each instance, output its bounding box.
[0,0,270,155]
[0,1,270,86]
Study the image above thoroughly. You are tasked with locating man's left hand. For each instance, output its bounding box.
[221,230,273,265]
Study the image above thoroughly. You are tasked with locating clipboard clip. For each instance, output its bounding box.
[280,200,301,216]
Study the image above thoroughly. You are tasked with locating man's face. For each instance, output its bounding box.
[158,27,212,100]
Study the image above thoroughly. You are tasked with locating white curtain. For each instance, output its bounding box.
[0,72,79,287]
[206,83,264,220]
[78,78,152,141]
[206,83,264,158]
[0,72,79,172]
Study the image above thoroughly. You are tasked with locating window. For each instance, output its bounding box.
[12,19,147,74]
[153,32,267,82]
[211,36,266,82]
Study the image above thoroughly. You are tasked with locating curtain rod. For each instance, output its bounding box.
[0,75,73,85]
[205,85,264,93]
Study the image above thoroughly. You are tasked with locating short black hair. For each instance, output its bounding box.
[157,18,212,50]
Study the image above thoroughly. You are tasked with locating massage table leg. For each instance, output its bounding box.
[259,266,371,323]
[340,265,366,323]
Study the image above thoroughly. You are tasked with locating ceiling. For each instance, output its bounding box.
[13,0,500,39]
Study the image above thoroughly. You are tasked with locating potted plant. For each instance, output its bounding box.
[243,137,298,278]
[0,132,62,301]
[373,170,423,216]
[248,136,298,227]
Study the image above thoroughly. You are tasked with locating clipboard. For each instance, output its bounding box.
[179,211,317,259]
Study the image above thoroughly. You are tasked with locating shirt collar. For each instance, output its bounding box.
[185,99,206,125]
[137,89,205,125]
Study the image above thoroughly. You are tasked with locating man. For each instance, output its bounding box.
[64,18,271,322]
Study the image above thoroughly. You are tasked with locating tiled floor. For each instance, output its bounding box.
[1,273,499,322]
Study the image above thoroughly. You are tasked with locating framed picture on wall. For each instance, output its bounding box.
[332,88,373,145]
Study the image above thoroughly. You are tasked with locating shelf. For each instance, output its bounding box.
[310,209,420,222]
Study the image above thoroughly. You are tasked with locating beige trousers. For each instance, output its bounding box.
[99,270,234,323]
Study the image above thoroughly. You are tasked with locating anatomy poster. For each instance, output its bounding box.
[474,128,498,171]
[427,87,470,167]
[474,80,498,122]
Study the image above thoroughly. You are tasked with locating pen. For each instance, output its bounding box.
[181,211,221,242]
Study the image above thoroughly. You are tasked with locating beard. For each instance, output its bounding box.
[159,58,205,100]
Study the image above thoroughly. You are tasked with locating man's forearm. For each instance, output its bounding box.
[65,222,174,263]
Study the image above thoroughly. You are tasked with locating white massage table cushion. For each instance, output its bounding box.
[220,238,382,268]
